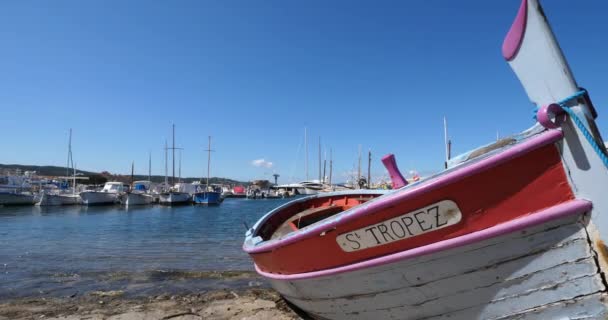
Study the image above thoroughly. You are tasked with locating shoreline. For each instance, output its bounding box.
[0,288,301,320]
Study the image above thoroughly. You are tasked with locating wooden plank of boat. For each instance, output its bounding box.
[262,203,603,319]
[506,0,608,276]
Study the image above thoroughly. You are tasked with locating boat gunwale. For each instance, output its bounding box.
[243,129,564,254]
[254,199,592,280]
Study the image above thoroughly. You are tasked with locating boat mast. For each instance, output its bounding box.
[318,136,321,182]
[329,148,333,186]
[367,149,371,189]
[444,117,450,168]
[131,161,134,185]
[66,128,72,179]
[148,151,151,183]
[357,144,362,188]
[305,127,308,181]
[178,149,182,183]
[164,140,168,188]
[73,163,76,195]
[206,136,212,189]
[322,149,327,184]
[67,128,75,191]
[172,124,176,186]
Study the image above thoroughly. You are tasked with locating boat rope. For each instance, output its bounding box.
[536,89,608,168]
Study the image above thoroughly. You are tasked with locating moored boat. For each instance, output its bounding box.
[0,192,36,205]
[296,181,325,195]
[0,174,36,206]
[80,182,127,205]
[37,128,82,206]
[231,185,247,198]
[243,1,608,319]
[159,124,192,206]
[123,192,155,206]
[120,180,156,206]
[193,136,223,205]
[37,192,80,206]
[192,189,222,205]
[158,191,191,205]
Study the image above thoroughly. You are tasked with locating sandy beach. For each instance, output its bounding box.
[0,288,301,320]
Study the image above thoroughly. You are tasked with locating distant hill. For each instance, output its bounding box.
[0,164,247,186]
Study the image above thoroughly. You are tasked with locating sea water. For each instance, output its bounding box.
[0,197,292,299]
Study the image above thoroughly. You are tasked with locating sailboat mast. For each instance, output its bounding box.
[131,161,134,185]
[178,150,182,183]
[206,136,211,188]
[164,140,168,187]
[305,127,308,181]
[318,137,321,182]
[73,163,76,194]
[444,117,449,168]
[172,124,176,186]
[357,144,362,187]
[148,152,151,183]
[367,149,371,189]
[323,149,327,184]
[329,148,333,186]
[66,128,72,178]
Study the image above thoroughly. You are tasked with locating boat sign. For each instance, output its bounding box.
[336,200,462,252]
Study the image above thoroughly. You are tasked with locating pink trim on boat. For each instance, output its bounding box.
[256,199,591,280]
[381,154,408,189]
[502,0,528,61]
[537,103,566,129]
[244,129,564,254]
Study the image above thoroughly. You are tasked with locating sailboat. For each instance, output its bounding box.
[37,129,81,206]
[294,128,324,195]
[243,1,608,319]
[193,136,222,205]
[121,157,155,206]
[159,124,191,205]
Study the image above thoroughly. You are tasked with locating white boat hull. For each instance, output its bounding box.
[0,192,35,205]
[79,191,118,205]
[294,187,320,195]
[158,192,191,205]
[37,193,80,206]
[123,193,154,206]
[268,213,608,319]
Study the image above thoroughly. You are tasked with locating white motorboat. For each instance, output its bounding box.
[37,192,80,206]
[123,192,155,206]
[296,181,325,195]
[80,182,127,205]
[158,191,191,205]
[120,181,156,206]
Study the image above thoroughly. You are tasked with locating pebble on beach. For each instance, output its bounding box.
[0,288,300,320]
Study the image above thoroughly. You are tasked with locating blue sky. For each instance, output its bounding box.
[1,1,607,183]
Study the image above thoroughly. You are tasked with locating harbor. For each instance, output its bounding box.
[1,199,288,299]
[0,199,299,319]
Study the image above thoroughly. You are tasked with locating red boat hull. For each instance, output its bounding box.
[247,135,574,275]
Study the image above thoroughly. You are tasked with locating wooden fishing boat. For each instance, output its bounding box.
[243,1,608,318]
